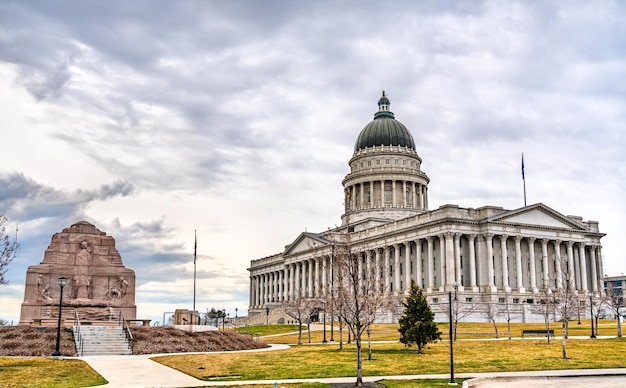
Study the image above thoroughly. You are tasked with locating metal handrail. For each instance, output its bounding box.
[74,310,84,356]
[119,312,134,353]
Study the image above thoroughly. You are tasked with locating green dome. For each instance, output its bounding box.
[354,92,416,152]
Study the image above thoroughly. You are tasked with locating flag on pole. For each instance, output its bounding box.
[521,153,525,180]
[194,230,197,264]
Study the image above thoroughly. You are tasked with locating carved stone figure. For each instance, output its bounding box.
[19,221,136,325]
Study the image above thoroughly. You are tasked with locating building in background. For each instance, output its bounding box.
[248,93,606,323]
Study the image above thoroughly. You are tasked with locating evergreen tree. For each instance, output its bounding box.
[398,281,441,353]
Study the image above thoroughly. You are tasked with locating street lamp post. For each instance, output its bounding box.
[235,307,238,318]
[448,287,456,385]
[448,282,458,385]
[52,277,67,358]
[589,292,596,338]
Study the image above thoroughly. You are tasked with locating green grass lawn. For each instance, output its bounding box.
[0,357,107,388]
[154,336,626,381]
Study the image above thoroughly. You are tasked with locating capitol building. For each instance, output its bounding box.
[247,92,605,322]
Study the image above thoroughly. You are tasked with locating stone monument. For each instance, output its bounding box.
[19,221,136,325]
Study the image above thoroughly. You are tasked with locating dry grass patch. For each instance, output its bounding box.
[131,327,269,354]
[155,337,626,381]
[0,326,76,357]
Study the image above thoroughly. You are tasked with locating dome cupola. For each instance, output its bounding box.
[354,91,416,152]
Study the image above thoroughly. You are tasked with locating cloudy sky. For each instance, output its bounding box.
[1,0,624,325]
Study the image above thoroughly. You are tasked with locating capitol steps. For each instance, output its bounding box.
[74,325,132,356]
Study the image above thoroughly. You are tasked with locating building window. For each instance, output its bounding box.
[410,161,414,167]
[433,298,438,303]
[360,162,363,168]
[513,298,520,304]
[367,160,371,167]
[498,297,505,303]
[385,159,390,165]
[403,160,407,166]
[376,160,381,166]
[466,297,473,303]
[394,159,399,165]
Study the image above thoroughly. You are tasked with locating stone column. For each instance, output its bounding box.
[454,233,462,287]
[426,236,434,292]
[375,248,382,294]
[358,252,364,291]
[515,236,524,292]
[365,250,373,291]
[321,256,327,296]
[314,257,320,298]
[565,241,575,289]
[261,273,266,305]
[500,235,510,290]
[289,263,295,301]
[439,234,447,291]
[578,242,588,291]
[528,238,537,291]
[392,181,397,207]
[404,241,411,293]
[555,240,563,288]
[384,247,391,295]
[468,234,477,290]
[590,246,598,292]
[402,181,407,207]
[414,239,422,288]
[307,259,314,297]
[541,239,549,288]
[393,244,400,294]
[250,276,256,308]
[360,183,364,209]
[380,180,385,205]
[485,233,495,290]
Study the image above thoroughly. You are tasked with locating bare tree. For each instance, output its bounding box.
[283,293,318,345]
[0,216,19,285]
[552,263,579,359]
[483,302,500,339]
[498,290,521,340]
[439,294,476,340]
[604,282,624,338]
[533,286,555,344]
[330,229,388,387]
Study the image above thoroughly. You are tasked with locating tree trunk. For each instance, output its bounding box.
[561,323,567,360]
[355,336,363,386]
[298,321,302,345]
[507,319,511,340]
[367,329,372,361]
[307,323,311,343]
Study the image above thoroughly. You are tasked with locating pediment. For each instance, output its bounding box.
[490,204,586,230]
[284,232,329,256]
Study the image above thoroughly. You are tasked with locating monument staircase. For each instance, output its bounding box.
[73,325,132,356]
[73,312,133,356]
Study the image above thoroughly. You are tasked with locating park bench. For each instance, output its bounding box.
[521,329,554,338]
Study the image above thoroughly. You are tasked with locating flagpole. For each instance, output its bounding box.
[193,230,197,318]
[522,153,527,207]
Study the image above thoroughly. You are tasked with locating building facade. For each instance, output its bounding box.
[248,93,605,322]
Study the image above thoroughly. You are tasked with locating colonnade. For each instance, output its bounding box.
[345,179,428,211]
[249,233,603,309]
